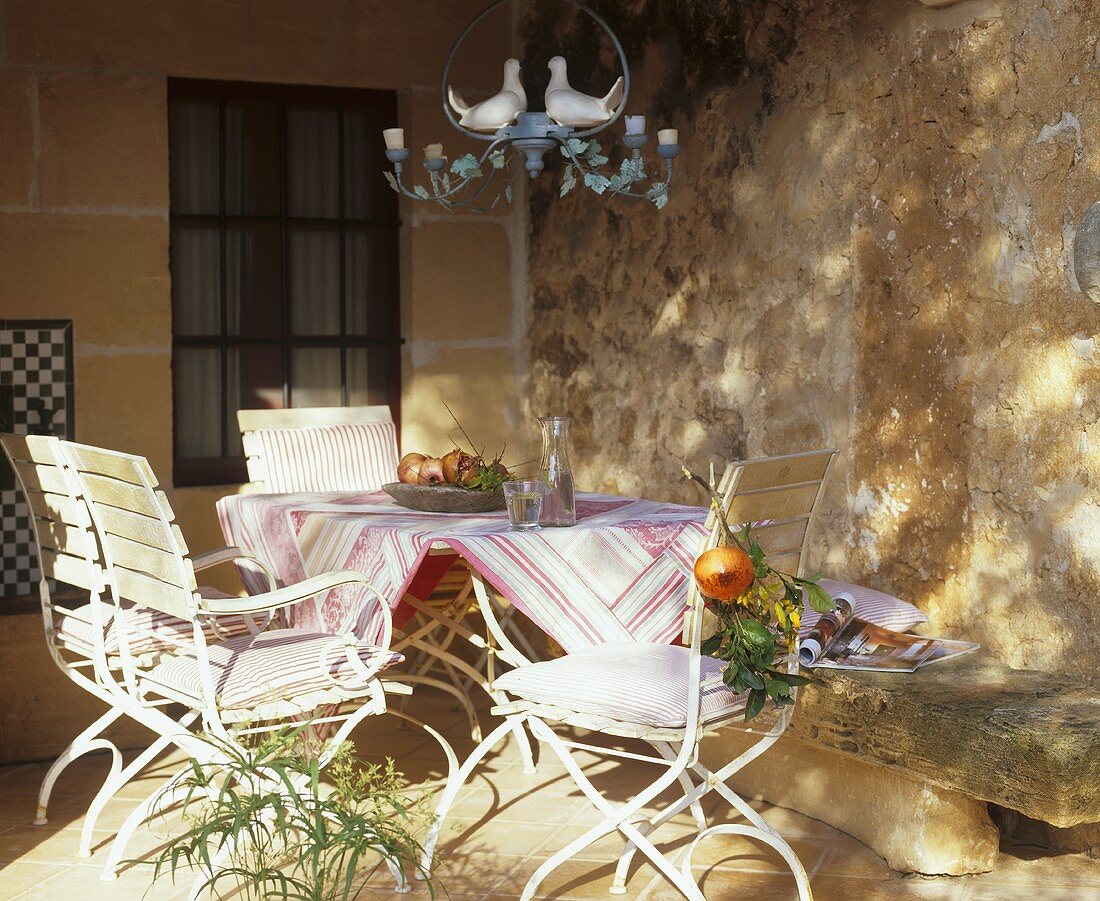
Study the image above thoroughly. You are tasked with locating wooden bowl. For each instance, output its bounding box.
[381,482,505,514]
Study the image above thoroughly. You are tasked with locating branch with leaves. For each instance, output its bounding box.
[684,466,835,720]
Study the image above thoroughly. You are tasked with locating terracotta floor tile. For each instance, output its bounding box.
[959,883,1100,900]
[812,873,965,900]
[816,832,898,877]
[0,860,70,898]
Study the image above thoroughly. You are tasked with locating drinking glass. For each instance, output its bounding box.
[503,479,544,531]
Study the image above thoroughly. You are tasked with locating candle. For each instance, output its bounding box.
[658,128,679,146]
[624,115,646,136]
[424,143,444,160]
[383,128,405,151]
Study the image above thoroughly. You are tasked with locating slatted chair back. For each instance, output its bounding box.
[685,449,838,645]
[0,433,101,594]
[236,405,396,493]
[714,448,838,578]
[60,442,197,622]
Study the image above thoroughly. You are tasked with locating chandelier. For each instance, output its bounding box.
[381,0,681,212]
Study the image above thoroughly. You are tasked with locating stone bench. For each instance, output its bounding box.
[702,655,1100,875]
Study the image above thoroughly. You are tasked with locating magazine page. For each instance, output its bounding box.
[797,595,854,667]
[806,618,979,672]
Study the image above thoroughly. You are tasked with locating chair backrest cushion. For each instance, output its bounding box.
[248,420,399,494]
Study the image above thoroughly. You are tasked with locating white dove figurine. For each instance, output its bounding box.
[447,58,527,133]
[544,56,624,128]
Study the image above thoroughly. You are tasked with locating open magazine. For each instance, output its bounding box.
[798,594,978,672]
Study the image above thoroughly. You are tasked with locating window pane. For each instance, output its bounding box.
[289,227,340,335]
[287,108,339,218]
[344,110,389,221]
[347,347,392,407]
[345,227,396,338]
[170,102,219,215]
[226,346,285,456]
[224,102,280,217]
[291,348,342,407]
[171,226,220,335]
[226,223,282,339]
[174,349,222,458]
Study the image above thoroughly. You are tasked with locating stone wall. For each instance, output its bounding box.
[523,0,1100,683]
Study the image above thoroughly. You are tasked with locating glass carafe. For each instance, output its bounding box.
[538,415,576,527]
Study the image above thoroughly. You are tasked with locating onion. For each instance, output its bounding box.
[693,545,754,602]
[397,452,426,484]
[417,457,446,485]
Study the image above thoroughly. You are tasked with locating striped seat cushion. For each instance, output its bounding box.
[494,643,746,729]
[254,421,399,493]
[147,628,403,710]
[798,579,926,637]
[56,591,252,657]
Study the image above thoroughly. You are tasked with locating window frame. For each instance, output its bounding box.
[168,78,403,487]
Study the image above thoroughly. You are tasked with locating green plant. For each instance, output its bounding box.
[683,467,836,720]
[141,726,435,900]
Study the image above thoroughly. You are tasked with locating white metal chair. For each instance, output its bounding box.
[235,404,533,742]
[0,433,276,858]
[423,449,837,900]
[56,440,457,888]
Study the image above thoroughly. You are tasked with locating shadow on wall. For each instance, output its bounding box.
[520,0,1100,684]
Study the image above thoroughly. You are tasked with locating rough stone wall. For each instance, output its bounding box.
[524,0,1100,683]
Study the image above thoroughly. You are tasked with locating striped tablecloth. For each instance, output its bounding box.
[216,491,710,652]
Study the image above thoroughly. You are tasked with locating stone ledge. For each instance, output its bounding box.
[704,731,999,876]
[786,655,1100,829]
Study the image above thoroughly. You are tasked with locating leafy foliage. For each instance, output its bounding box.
[558,137,668,208]
[684,467,835,721]
[139,727,434,900]
[449,153,483,180]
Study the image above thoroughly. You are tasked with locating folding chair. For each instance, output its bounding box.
[0,433,276,858]
[422,449,837,899]
[56,440,456,887]
[235,405,536,739]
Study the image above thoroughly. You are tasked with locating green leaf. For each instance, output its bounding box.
[562,137,588,158]
[450,153,483,179]
[489,149,507,169]
[560,164,577,197]
[740,617,772,648]
[383,171,399,193]
[584,172,611,195]
[504,180,513,203]
[744,688,767,721]
[583,140,609,167]
[413,184,430,200]
[648,182,669,209]
[739,665,765,691]
[803,581,835,614]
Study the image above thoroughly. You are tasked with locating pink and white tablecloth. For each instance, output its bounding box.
[217,491,710,653]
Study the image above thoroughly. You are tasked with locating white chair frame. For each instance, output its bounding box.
[235,404,540,743]
[421,449,838,900]
[56,440,457,890]
[0,433,279,859]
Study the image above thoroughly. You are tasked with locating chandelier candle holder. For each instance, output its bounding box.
[381,0,681,212]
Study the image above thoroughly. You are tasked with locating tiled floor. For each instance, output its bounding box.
[0,694,1097,900]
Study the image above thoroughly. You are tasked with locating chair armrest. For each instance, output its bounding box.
[198,570,381,617]
[192,545,278,592]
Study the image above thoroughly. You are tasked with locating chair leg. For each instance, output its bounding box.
[523,719,705,901]
[681,824,813,900]
[610,742,708,893]
[419,717,518,874]
[35,708,125,826]
[100,764,195,880]
[391,674,482,742]
[79,711,199,858]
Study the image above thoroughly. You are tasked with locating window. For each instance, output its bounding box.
[168,79,401,486]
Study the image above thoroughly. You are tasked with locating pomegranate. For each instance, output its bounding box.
[397,452,426,484]
[694,545,754,603]
[417,457,446,485]
[441,448,472,484]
